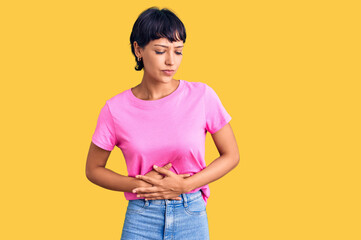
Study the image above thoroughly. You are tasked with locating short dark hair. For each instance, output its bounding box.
[130,7,187,71]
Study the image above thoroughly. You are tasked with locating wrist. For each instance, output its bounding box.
[182,177,193,193]
[136,178,152,188]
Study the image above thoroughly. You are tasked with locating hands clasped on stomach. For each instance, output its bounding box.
[132,163,192,200]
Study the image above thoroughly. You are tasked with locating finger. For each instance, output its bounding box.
[143,194,181,200]
[139,192,172,199]
[132,186,158,194]
[153,165,175,177]
[179,173,192,178]
[147,197,181,200]
[135,175,160,185]
[162,163,172,170]
[138,192,159,199]
[145,196,163,200]
[144,195,182,200]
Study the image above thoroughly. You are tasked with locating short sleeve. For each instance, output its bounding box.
[204,84,232,134]
[91,101,118,151]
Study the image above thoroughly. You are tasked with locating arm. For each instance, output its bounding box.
[133,122,240,199]
[184,122,240,192]
[85,142,149,193]
[85,142,189,201]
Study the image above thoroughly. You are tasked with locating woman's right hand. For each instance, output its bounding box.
[138,163,191,200]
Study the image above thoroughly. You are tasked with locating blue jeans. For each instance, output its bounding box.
[121,190,210,240]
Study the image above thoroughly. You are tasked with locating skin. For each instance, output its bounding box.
[131,36,184,100]
[86,36,240,201]
[133,124,239,200]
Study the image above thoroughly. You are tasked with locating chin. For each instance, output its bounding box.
[160,75,174,80]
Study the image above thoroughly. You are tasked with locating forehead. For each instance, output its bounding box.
[151,38,184,47]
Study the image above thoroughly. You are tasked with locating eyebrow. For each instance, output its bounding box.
[154,44,184,48]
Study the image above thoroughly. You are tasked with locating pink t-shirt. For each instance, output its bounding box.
[91,79,232,206]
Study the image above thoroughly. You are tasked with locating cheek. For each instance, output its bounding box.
[175,58,182,67]
[144,58,162,74]
[143,56,154,68]
[147,55,162,67]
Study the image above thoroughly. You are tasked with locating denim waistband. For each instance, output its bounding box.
[132,190,202,206]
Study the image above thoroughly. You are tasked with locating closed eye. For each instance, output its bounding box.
[155,51,182,55]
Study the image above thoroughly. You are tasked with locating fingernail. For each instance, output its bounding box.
[132,190,137,193]
[135,175,140,178]
[154,165,158,168]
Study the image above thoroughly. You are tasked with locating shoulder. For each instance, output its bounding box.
[102,89,129,112]
[181,80,222,101]
[181,79,208,94]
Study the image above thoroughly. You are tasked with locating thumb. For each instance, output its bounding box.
[179,173,192,178]
[162,163,172,170]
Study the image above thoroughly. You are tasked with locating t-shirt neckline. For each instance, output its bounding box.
[127,79,184,108]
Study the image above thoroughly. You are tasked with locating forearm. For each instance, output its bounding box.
[183,154,239,193]
[86,167,149,193]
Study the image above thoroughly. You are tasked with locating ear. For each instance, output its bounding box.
[133,41,142,57]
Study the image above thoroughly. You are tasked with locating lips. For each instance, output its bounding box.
[162,70,175,76]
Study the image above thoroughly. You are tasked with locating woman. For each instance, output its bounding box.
[86,6,240,240]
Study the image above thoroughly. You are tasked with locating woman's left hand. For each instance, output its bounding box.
[132,165,192,200]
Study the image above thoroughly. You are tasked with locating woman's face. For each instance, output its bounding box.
[135,37,184,82]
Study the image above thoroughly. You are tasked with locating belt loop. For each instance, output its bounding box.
[144,199,149,207]
[182,193,188,207]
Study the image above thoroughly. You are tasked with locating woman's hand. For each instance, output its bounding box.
[136,163,173,187]
[136,163,189,200]
[132,164,192,200]
[136,163,172,188]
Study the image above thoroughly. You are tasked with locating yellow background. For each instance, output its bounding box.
[1,0,360,239]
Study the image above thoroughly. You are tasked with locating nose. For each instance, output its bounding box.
[165,52,175,66]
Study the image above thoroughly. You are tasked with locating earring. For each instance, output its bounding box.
[138,57,142,61]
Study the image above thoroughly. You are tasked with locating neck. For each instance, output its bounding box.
[133,77,179,101]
